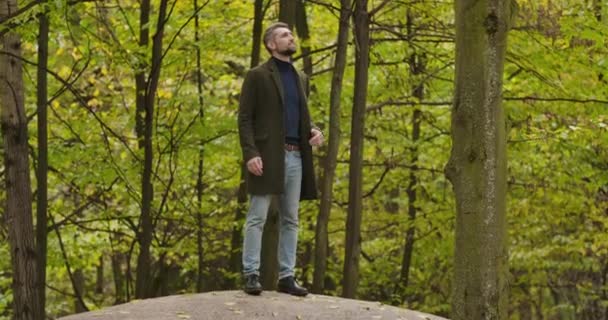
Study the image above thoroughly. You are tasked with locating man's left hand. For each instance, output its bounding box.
[309,128,324,146]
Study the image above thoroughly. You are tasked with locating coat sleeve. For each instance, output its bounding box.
[238,70,259,162]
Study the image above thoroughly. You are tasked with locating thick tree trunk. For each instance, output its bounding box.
[257,0,295,288]
[444,0,513,318]
[312,0,350,294]
[295,0,312,76]
[230,0,264,280]
[250,0,264,68]
[36,3,49,318]
[342,0,369,299]
[279,0,296,28]
[231,0,265,280]
[0,0,41,318]
[135,0,169,299]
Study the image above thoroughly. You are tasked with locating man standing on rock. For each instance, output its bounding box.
[238,22,323,296]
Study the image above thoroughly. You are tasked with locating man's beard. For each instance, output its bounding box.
[280,47,296,56]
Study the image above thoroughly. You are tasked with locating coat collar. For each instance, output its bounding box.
[264,58,285,105]
[263,58,307,106]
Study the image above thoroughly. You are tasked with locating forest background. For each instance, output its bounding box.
[0,0,607,319]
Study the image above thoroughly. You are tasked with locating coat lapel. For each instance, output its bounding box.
[266,59,285,107]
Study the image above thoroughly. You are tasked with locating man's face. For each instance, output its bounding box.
[269,27,296,56]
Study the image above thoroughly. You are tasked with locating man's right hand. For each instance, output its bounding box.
[246,157,264,176]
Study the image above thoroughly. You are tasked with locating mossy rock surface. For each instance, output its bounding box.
[58,290,449,320]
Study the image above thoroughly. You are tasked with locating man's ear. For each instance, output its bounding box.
[267,40,276,51]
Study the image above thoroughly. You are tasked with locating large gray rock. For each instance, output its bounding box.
[59,291,448,320]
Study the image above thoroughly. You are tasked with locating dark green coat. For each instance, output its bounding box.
[238,58,317,200]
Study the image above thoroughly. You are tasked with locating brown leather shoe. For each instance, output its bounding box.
[277,276,308,297]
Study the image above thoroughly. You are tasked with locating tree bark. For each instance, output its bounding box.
[194,0,206,293]
[111,249,126,305]
[342,0,369,299]
[295,0,312,76]
[257,0,295,288]
[397,10,424,299]
[135,0,150,149]
[312,0,350,294]
[279,0,296,28]
[444,0,513,318]
[0,0,41,318]
[73,269,86,313]
[231,0,266,280]
[135,0,169,299]
[35,2,49,318]
[96,256,104,294]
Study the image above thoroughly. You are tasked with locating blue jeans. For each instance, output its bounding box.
[242,150,302,279]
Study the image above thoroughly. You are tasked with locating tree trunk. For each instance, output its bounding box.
[230,0,266,281]
[111,250,126,305]
[444,0,513,318]
[35,3,50,318]
[194,0,206,293]
[96,256,104,294]
[260,199,279,289]
[135,0,169,299]
[257,0,296,288]
[0,0,42,318]
[342,0,369,299]
[73,269,86,313]
[295,0,312,76]
[312,0,350,294]
[250,0,264,68]
[279,0,296,28]
[397,10,424,299]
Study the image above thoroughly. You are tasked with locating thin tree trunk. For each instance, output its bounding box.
[230,0,266,280]
[342,0,369,299]
[96,256,104,294]
[35,2,49,318]
[0,0,41,318]
[397,10,424,299]
[135,0,150,148]
[194,0,206,293]
[135,0,169,299]
[295,0,312,76]
[444,0,514,318]
[73,269,86,313]
[312,0,350,294]
[111,249,126,305]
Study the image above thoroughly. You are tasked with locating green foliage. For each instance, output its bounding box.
[0,0,606,319]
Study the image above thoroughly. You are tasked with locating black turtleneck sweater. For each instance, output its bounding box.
[273,57,300,145]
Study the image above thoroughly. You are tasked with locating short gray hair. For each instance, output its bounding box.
[263,22,290,53]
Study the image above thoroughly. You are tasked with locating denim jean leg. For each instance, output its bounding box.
[278,151,303,279]
[242,194,272,276]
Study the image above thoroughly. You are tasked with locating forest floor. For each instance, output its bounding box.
[57,290,448,320]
